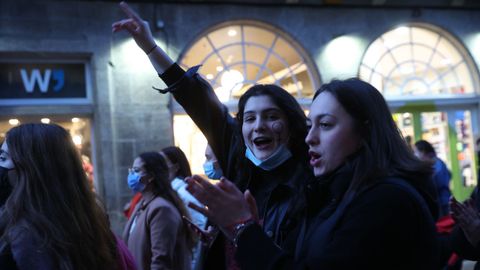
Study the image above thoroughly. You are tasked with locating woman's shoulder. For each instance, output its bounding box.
[149,196,177,210]
[147,197,181,218]
[356,178,429,211]
[5,221,56,269]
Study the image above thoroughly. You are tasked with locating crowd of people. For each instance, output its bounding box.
[1,1,480,269]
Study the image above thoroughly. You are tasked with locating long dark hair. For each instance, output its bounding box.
[1,123,117,269]
[161,146,192,180]
[313,79,436,213]
[138,152,196,249]
[237,84,309,163]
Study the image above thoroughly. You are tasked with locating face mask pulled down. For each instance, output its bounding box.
[245,144,292,171]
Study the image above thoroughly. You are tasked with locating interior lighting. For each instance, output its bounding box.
[227,29,237,37]
[72,135,83,146]
[214,69,244,102]
[441,58,452,65]
[394,26,409,36]
[221,69,244,93]
[41,118,50,124]
[8,119,19,126]
[216,66,224,72]
[206,74,214,80]
[72,117,80,123]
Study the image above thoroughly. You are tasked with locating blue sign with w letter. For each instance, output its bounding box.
[0,63,86,100]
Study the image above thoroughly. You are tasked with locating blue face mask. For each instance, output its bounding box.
[203,161,223,179]
[245,144,292,171]
[127,171,146,192]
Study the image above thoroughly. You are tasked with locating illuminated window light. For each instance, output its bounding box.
[8,119,19,126]
[441,58,452,65]
[394,26,409,36]
[221,69,244,93]
[41,118,50,124]
[227,29,237,37]
[72,117,80,123]
[72,135,83,146]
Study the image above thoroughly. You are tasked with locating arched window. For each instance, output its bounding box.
[179,21,319,103]
[359,24,478,98]
[174,21,319,174]
[360,24,479,198]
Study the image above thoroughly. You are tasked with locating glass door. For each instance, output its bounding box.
[393,108,478,201]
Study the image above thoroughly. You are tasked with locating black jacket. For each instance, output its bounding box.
[235,165,440,270]
[159,64,313,269]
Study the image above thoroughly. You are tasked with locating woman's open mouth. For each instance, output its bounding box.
[309,151,322,166]
[253,137,273,150]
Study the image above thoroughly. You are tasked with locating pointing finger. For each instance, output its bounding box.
[120,1,142,22]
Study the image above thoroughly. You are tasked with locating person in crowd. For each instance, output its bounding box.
[450,190,480,269]
[415,140,452,217]
[160,146,207,231]
[0,123,120,269]
[160,146,206,270]
[123,151,195,270]
[203,144,223,180]
[113,3,313,269]
[185,78,440,270]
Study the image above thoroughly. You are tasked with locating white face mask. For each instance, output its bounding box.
[245,144,292,171]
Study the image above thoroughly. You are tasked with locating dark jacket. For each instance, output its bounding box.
[235,164,440,270]
[158,64,313,269]
[0,220,56,270]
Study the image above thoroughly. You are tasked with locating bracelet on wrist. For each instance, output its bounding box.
[231,218,256,247]
[146,44,158,55]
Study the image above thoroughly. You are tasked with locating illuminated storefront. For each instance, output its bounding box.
[0,58,96,188]
[2,0,480,232]
[360,24,479,199]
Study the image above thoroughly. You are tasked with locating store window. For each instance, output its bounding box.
[180,22,318,102]
[175,21,319,174]
[359,25,477,98]
[0,116,94,189]
[362,24,479,200]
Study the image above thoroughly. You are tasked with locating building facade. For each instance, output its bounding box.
[1,0,479,232]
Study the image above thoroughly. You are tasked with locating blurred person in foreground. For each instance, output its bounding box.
[0,123,122,269]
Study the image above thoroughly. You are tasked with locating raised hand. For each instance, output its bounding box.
[185,175,257,239]
[112,2,156,54]
[451,197,480,246]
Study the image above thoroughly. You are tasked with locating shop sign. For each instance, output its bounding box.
[0,62,90,105]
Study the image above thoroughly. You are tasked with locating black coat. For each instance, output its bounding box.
[235,165,440,270]
[0,219,56,269]
[159,64,313,269]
